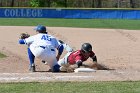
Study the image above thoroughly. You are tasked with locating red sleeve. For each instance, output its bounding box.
[90,51,95,57]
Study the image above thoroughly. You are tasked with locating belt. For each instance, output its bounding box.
[40,46,46,49]
[40,46,55,51]
[51,49,55,51]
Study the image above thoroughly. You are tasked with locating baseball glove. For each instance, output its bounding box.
[20,33,30,39]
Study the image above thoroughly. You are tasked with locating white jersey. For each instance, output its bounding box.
[25,33,59,49]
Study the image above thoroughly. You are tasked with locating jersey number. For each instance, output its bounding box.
[41,35,51,41]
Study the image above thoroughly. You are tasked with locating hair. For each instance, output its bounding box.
[38,30,47,34]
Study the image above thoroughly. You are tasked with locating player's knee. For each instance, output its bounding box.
[52,64,60,72]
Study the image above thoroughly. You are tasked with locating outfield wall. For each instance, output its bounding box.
[0,8,140,19]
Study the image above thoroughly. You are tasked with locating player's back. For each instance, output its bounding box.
[26,33,59,49]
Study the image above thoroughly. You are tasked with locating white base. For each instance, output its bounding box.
[74,68,96,73]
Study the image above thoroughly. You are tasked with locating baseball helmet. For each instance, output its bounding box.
[34,25,46,32]
[81,43,92,53]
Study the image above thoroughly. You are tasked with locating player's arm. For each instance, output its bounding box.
[55,39,64,60]
[19,39,26,44]
[18,36,34,45]
[92,55,97,62]
[75,60,83,68]
[56,44,64,60]
[90,51,97,62]
[74,56,83,68]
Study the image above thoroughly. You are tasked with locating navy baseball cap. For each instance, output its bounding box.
[34,25,46,32]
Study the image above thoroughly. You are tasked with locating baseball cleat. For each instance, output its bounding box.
[29,64,36,72]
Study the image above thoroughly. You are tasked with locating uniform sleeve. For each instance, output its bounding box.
[24,36,34,45]
[54,38,64,55]
[53,38,59,48]
[90,51,97,62]
[89,51,95,58]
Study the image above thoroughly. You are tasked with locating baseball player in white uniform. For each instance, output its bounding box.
[42,40,73,65]
[18,25,64,72]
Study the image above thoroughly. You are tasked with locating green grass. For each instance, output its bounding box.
[0,52,6,58]
[0,18,140,30]
[0,81,140,93]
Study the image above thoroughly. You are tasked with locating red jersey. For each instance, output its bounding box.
[68,50,95,64]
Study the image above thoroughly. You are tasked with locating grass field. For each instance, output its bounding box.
[0,18,140,30]
[0,52,6,58]
[0,81,140,93]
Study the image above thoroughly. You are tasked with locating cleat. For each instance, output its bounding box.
[29,64,35,72]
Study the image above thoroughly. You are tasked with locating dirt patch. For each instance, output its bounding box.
[0,26,140,81]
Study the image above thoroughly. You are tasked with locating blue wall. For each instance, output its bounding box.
[0,8,140,19]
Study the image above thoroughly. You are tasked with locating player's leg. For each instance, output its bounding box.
[29,45,45,72]
[27,48,35,72]
[51,61,60,72]
[58,52,71,72]
[48,57,60,72]
[40,47,60,72]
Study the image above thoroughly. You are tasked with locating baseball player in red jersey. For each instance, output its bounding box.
[58,43,97,72]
